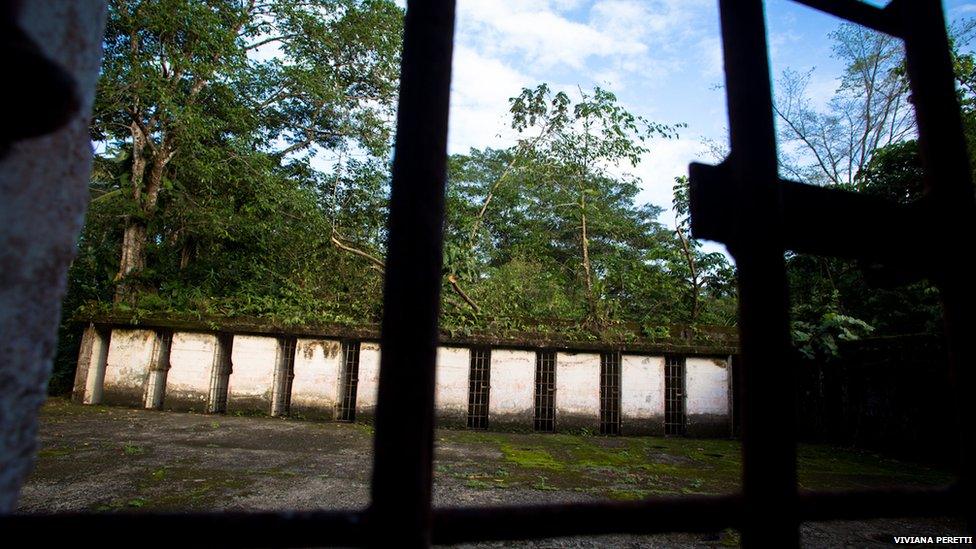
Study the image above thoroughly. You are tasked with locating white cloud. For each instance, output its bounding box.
[448,46,530,153]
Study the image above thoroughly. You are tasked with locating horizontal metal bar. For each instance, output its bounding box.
[432,487,961,544]
[791,0,902,36]
[1,510,367,548]
[2,487,961,547]
[688,162,929,282]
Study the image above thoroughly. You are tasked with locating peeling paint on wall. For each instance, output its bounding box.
[227,335,279,414]
[291,338,341,419]
[555,352,601,430]
[488,349,534,424]
[621,355,665,435]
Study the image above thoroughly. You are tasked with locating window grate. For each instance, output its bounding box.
[665,356,686,436]
[467,348,490,429]
[336,341,360,422]
[534,351,556,432]
[207,334,233,414]
[272,337,297,417]
[600,351,621,435]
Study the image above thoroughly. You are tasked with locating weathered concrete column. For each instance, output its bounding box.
[686,357,731,437]
[435,346,470,426]
[0,2,107,512]
[487,349,534,427]
[290,339,341,419]
[621,355,665,435]
[355,342,382,420]
[72,323,110,404]
[555,352,601,432]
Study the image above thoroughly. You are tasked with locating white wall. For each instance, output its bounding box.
[488,349,535,420]
[435,346,471,418]
[686,357,729,416]
[102,329,157,406]
[227,335,279,412]
[355,342,382,416]
[555,352,600,426]
[621,355,665,432]
[165,332,218,410]
[290,339,341,418]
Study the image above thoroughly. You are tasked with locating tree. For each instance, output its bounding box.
[92,0,403,303]
[774,23,914,187]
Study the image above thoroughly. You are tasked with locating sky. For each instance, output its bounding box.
[424,0,976,256]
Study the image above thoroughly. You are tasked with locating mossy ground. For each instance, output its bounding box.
[25,398,953,514]
[435,429,951,501]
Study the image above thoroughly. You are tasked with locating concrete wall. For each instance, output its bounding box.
[76,326,733,437]
[621,355,665,435]
[102,329,157,408]
[435,346,471,424]
[227,335,279,414]
[290,339,341,419]
[555,352,601,431]
[355,342,382,419]
[488,349,535,426]
[685,356,730,437]
[165,332,218,412]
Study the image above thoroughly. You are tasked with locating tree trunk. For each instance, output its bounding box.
[114,220,147,303]
[580,193,597,320]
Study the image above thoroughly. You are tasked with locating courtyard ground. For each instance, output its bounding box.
[17,398,968,547]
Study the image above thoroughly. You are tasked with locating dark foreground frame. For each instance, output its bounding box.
[4,1,973,546]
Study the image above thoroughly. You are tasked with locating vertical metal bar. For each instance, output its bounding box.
[717,0,797,545]
[897,0,976,531]
[370,1,456,546]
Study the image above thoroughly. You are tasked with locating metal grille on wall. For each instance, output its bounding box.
[207,334,233,414]
[665,356,686,436]
[273,337,297,416]
[336,341,360,422]
[600,351,621,435]
[467,348,491,429]
[6,1,973,547]
[534,350,556,432]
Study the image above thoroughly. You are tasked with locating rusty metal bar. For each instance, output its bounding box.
[896,0,976,532]
[369,0,456,546]
[791,0,902,36]
[714,1,798,546]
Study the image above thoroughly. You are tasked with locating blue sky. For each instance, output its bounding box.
[437,0,976,252]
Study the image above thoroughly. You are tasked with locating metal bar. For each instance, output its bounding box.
[369,0,456,546]
[430,487,961,545]
[790,0,902,36]
[896,0,976,532]
[2,510,367,548]
[689,162,924,277]
[714,1,798,546]
[4,487,963,547]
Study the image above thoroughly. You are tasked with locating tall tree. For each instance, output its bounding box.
[774,23,914,187]
[91,0,402,303]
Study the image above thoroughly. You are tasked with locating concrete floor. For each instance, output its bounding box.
[17,398,969,547]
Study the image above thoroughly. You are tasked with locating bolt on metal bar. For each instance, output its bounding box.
[714,0,798,545]
[369,0,456,546]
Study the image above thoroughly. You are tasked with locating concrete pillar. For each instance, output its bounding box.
[488,349,534,427]
[72,324,109,404]
[435,346,470,425]
[102,329,158,407]
[143,331,172,410]
[686,356,730,437]
[621,355,665,435]
[290,339,341,419]
[165,332,219,412]
[227,335,279,415]
[355,342,381,419]
[555,352,601,432]
[270,337,296,417]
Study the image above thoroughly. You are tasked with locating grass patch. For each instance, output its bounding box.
[122,443,145,456]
